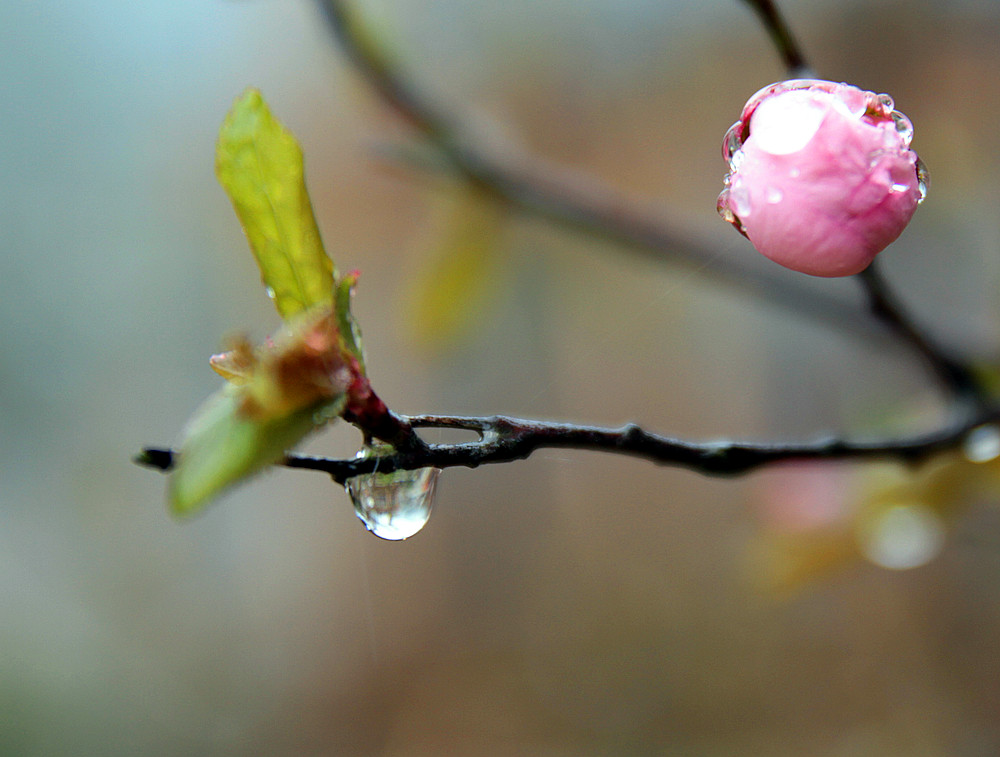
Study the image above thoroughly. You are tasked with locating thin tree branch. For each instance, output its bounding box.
[137,405,998,485]
[342,390,429,454]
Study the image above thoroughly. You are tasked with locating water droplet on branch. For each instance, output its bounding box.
[345,467,441,540]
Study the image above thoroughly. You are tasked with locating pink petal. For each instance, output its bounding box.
[719,80,925,277]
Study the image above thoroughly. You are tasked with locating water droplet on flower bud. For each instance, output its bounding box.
[915,157,930,203]
[716,189,748,237]
[345,467,440,540]
[963,424,1000,463]
[265,286,276,300]
[723,121,743,160]
[716,190,731,216]
[877,93,895,112]
[890,111,914,146]
[765,187,783,204]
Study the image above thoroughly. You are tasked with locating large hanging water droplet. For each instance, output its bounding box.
[345,467,441,540]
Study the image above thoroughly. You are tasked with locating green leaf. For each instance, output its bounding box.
[216,88,335,319]
[168,386,345,517]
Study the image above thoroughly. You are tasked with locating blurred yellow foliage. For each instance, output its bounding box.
[403,181,509,349]
[748,435,1000,595]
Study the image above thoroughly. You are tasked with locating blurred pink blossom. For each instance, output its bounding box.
[754,461,855,533]
[718,79,927,277]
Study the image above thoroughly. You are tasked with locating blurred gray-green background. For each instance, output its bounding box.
[4,0,1000,754]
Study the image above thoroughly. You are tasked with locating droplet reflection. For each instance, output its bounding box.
[890,110,914,146]
[915,157,930,203]
[345,467,441,540]
[723,121,743,160]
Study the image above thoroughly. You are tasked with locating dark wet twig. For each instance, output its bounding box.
[137,402,998,485]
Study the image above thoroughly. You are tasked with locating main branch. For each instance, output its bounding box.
[139,406,998,485]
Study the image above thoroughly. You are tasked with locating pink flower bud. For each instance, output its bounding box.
[718,79,927,277]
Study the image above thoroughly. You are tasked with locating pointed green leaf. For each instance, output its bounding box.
[216,88,335,319]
